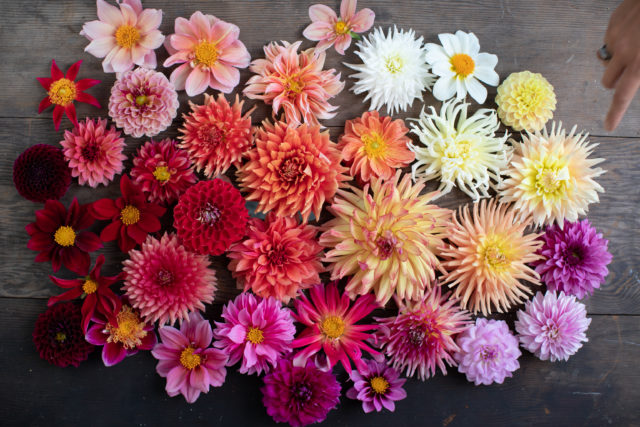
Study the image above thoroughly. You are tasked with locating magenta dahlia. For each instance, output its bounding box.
[13,144,71,203]
[346,359,407,413]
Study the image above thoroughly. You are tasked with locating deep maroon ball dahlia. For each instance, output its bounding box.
[13,144,71,202]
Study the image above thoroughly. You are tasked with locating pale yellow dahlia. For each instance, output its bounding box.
[499,122,605,228]
[496,71,556,132]
[320,171,451,305]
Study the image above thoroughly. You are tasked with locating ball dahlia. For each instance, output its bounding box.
[496,71,556,132]
[346,359,407,413]
[14,144,71,203]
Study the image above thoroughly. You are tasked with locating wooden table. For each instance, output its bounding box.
[1,1,638,425]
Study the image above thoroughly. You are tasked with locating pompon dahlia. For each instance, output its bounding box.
[515,291,591,362]
[346,26,434,115]
[13,144,71,203]
[238,120,347,222]
[33,302,94,367]
[178,94,254,178]
[320,171,451,305]
[409,99,511,201]
[262,357,341,427]
[499,122,605,228]
[346,359,407,413]
[534,219,612,299]
[454,318,521,386]
[213,293,296,375]
[130,139,197,204]
[122,233,216,325]
[108,67,179,138]
[496,71,556,132]
[227,213,324,303]
[60,118,126,188]
[173,179,248,256]
[374,285,472,380]
[244,41,344,127]
[440,199,543,315]
[339,110,414,183]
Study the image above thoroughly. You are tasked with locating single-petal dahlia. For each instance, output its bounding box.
[409,99,511,201]
[346,359,407,413]
[375,285,472,380]
[178,94,254,178]
[213,293,296,375]
[108,67,179,138]
[454,318,521,386]
[173,179,248,256]
[339,110,414,183]
[26,198,102,274]
[33,302,95,367]
[262,357,341,427]
[122,233,216,325]
[238,120,347,222]
[346,26,434,115]
[292,282,380,372]
[499,122,605,228]
[152,312,228,403]
[227,213,324,303]
[13,144,71,203]
[163,11,250,96]
[515,291,591,362]
[440,199,543,315]
[534,219,612,299]
[496,71,556,132]
[244,41,344,127]
[130,139,197,204]
[60,118,126,188]
[320,171,451,305]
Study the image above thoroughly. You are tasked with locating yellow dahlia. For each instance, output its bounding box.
[499,122,605,228]
[320,171,451,305]
[440,199,543,315]
[496,71,556,132]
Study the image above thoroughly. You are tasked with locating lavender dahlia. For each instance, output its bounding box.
[346,359,407,413]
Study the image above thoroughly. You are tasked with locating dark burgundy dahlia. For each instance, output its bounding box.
[13,144,71,203]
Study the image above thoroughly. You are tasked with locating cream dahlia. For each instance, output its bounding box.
[496,71,556,132]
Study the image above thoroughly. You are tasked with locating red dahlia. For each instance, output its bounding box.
[13,144,71,203]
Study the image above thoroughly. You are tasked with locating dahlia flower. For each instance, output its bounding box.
[440,199,543,315]
[80,0,164,73]
[454,318,521,386]
[409,99,511,201]
[496,71,556,132]
[60,118,126,188]
[122,233,216,325]
[228,213,323,303]
[346,26,434,115]
[534,220,612,299]
[499,122,605,228]
[320,171,451,305]
[244,41,344,127]
[178,94,254,178]
[213,293,296,375]
[164,11,250,96]
[238,120,347,222]
[515,291,591,362]
[108,67,179,138]
[426,30,499,104]
[262,357,340,427]
[13,144,71,203]
[173,179,248,256]
[346,359,407,413]
[152,312,228,403]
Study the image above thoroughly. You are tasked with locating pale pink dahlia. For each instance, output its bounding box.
[108,67,179,138]
[213,293,296,375]
[60,118,126,187]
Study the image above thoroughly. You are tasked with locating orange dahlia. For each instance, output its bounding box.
[237,120,348,222]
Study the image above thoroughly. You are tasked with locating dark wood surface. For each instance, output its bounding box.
[1,0,638,426]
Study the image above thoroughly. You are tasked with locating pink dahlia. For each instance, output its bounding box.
[164,11,250,96]
[454,318,521,386]
[130,139,197,204]
[213,293,296,375]
[152,312,228,403]
[346,359,407,413]
[108,67,179,138]
[515,291,591,362]
[122,233,216,325]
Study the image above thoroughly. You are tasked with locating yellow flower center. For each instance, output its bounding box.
[385,54,403,74]
[535,166,567,195]
[194,41,219,67]
[55,332,67,342]
[115,24,140,48]
[334,20,350,35]
[321,315,345,339]
[283,76,304,97]
[479,235,512,272]
[362,132,387,158]
[370,376,390,394]
[246,327,265,344]
[450,53,475,78]
[82,279,98,294]
[105,305,148,350]
[120,205,140,226]
[514,82,546,110]
[135,94,149,106]
[180,346,202,370]
[48,78,77,106]
[153,166,171,182]
[443,139,472,161]
[54,226,76,247]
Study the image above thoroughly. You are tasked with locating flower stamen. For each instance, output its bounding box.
[194,41,219,67]
[153,166,172,182]
[48,79,77,106]
[246,327,265,344]
[321,315,345,339]
[120,205,140,226]
[54,225,76,247]
[179,346,202,370]
[115,24,141,48]
[370,376,390,394]
[450,53,475,78]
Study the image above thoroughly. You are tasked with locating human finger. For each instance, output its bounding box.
[605,68,640,130]
[602,56,624,88]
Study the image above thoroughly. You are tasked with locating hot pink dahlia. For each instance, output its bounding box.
[515,291,591,362]
[108,67,179,138]
[213,293,296,375]
[346,359,407,413]
[122,233,216,325]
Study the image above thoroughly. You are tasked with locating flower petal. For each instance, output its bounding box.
[309,4,337,22]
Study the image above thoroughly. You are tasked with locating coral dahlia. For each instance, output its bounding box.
[496,71,556,132]
[346,359,407,413]
[13,144,71,203]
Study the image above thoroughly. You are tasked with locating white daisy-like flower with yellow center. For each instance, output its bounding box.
[409,99,511,201]
[426,30,499,104]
